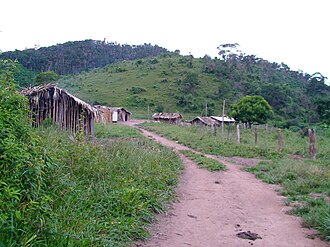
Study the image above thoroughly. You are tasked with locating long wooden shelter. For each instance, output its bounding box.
[21,84,97,135]
[152,112,183,124]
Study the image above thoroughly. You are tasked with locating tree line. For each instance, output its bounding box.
[0,40,171,75]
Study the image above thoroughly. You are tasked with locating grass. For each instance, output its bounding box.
[26,123,183,246]
[180,150,226,172]
[57,55,224,118]
[140,122,330,241]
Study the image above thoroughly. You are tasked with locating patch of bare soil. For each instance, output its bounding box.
[124,121,328,247]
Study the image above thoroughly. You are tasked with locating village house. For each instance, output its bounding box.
[152,112,183,124]
[21,84,96,135]
[94,106,131,123]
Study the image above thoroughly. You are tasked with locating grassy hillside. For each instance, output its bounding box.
[58,54,223,119]
[57,52,330,126]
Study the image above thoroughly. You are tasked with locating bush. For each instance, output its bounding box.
[0,60,52,245]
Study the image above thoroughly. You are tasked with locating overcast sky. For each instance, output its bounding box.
[0,0,329,80]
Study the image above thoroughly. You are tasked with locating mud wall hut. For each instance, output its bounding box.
[152,113,183,124]
[21,84,96,135]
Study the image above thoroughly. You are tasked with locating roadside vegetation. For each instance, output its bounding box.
[140,122,330,241]
[180,150,226,172]
[0,62,183,247]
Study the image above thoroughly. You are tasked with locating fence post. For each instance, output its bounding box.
[255,126,258,145]
[237,124,240,144]
[211,124,216,136]
[308,128,316,160]
[277,128,283,154]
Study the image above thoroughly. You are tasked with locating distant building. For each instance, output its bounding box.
[211,115,236,124]
[152,112,183,124]
[95,105,131,123]
[190,116,220,127]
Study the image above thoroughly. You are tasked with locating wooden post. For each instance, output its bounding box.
[227,124,231,140]
[211,124,216,136]
[147,104,150,121]
[255,126,258,145]
[205,102,208,116]
[221,99,225,137]
[308,128,316,160]
[237,124,240,144]
[277,128,283,154]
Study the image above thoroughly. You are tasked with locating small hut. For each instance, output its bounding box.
[109,107,131,122]
[190,116,220,127]
[21,84,96,135]
[152,112,183,124]
[95,106,131,123]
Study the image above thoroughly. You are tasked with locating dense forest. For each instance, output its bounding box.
[0,40,170,75]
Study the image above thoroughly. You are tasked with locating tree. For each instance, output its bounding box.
[35,71,59,84]
[230,95,273,126]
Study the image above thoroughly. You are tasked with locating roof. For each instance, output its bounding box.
[22,84,97,114]
[152,112,182,119]
[211,115,236,123]
[190,116,220,126]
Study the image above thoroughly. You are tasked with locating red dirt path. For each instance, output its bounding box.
[123,120,328,247]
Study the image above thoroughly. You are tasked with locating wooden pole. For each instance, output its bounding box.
[221,99,225,137]
[255,126,258,145]
[308,128,316,160]
[205,102,208,116]
[237,124,240,144]
[147,104,150,121]
[211,124,216,136]
[277,128,283,154]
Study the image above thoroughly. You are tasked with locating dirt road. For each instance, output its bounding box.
[124,121,328,247]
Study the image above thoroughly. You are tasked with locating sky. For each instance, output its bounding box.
[0,0,329,81]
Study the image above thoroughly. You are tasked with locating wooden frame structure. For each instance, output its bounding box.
[22,84,96,135]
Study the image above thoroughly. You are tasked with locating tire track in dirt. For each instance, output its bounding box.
[124,121,328,247]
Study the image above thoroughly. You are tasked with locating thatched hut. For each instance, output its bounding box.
[152,112,183,124]
[190,116,220,127]
[21,84,96,135]
[95,106,131,123]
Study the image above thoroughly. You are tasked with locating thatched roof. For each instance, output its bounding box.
[22,84,97,115]
[152,112,182,120]
[108,107,132,115]
[190,116,220,126]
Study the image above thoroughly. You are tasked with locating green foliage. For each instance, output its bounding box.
[0,60,52,245]
[36,124,182,246]
[247,159,330,240]
[230,95,273,125]
[129,86,146,94]
[35,71,60,84]
[180,150,226,172]
[0,40,170,75]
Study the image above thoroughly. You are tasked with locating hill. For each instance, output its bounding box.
[1,40,329,127]
[0,40,170,75]
[58,52,330,127]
